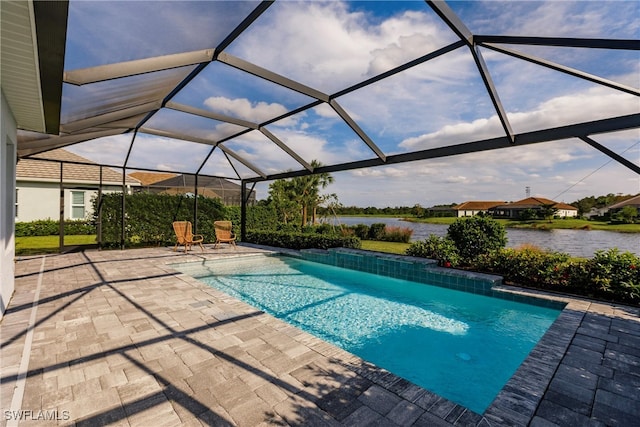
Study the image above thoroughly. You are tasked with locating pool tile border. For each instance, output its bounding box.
[296,247,565,309]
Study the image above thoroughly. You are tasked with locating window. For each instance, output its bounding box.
[71,191,85,219]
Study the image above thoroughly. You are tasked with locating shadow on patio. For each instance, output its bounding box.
[2,247,638,426]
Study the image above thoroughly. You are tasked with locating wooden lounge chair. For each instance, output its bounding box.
[213,220,237,249]
[172,221,204,253]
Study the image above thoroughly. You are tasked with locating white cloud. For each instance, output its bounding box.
[399,88,640,150]
[204,96,289,123]
[231,2,454,93]
[352,167,408,178]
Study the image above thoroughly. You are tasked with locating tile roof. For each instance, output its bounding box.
[607,194,640,209]
[493,197,577,210]
[16,149,138,184]
[554,202,578,211]
[454,201,506,210]
[128,172,178,186]
[151,175,243,191]
[509,197,557,206]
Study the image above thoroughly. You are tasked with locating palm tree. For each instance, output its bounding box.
[309,161,334,224]
[269,160,335,229]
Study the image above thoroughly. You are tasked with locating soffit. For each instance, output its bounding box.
[1,1,44,132]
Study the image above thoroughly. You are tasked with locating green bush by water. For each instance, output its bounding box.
[475,247,639,304]
[446,215,507,263]
[405,235,460,267]
[406,216,639,304]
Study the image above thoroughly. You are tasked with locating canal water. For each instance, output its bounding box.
[332,217,639,258]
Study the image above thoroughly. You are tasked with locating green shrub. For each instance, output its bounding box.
[245,230,361,250]
[16,219,95,237]
[347,223,412,243]
[474,246,639,304]
[475,245,571,288]
[352,224,370,239]
[446,215,507,264]
[95,193,227,247]
[406,235,460,267]
[314,223,340,235]
[381,226,413,243]
[226,204,280,232]
[585,249,640,302]
[368,223,386,240]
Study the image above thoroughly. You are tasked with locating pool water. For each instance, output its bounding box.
[174,254,561,413]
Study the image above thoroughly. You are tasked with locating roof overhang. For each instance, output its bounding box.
[1,0,67,134]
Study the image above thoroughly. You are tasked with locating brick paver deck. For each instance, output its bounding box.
[1,246,638,426]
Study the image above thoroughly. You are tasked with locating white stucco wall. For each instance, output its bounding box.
[557,209,578,218]
[16,181,128,222]
[458,210,483,217]
[15,181,59,222]
[1,91,17,319]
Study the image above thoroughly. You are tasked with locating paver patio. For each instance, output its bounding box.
[1,246,638,426]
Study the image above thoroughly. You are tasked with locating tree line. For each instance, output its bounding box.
[260,164,636,222]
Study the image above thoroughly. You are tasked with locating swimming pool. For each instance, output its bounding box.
[173,254,562,413]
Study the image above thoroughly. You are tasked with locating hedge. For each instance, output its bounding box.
[95,193,227,247]
[245,230,361,250]
[475,247,639,305]
[16,219,95,237]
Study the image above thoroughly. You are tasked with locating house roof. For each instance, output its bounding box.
[608,194,640,209]
[16,148,138,184]
[492,197,577,210]
[554,202,578,211]
[509,197,557,206]
[151,175,243,192]
[454,201,505,210]
[128,172,178,186]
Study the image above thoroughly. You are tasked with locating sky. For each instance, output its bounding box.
[61,0,640,207]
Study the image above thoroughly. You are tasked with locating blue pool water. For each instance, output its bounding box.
[174,254,561,413]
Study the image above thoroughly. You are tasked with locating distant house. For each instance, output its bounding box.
[606,194,640,215]
[489,197,578,219]
[128,171,177,188]
[584,207,609,219]
[453,201,505,217]
[16,149,140,222]
[142,174,256,206]
[424,206,457,217]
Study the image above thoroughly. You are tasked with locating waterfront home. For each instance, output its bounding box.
[606,194,640,215]
[489,197,578,219]
[453,201,506,217]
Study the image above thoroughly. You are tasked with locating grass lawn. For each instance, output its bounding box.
[16,235,97,255]
[406,217,640,232]
[360,240,410,255]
